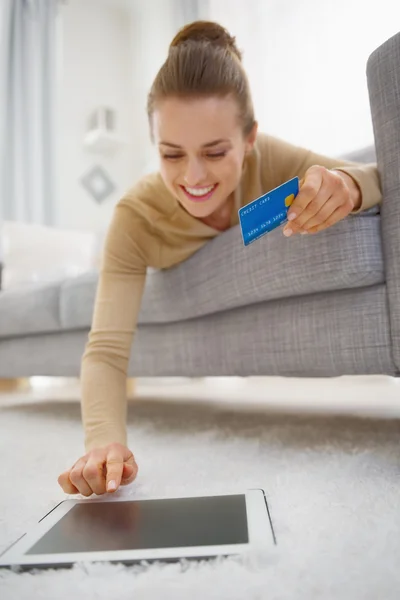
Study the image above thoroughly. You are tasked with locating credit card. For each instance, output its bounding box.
[238,177,299,246]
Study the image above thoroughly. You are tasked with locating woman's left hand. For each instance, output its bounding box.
[283,165,361,237]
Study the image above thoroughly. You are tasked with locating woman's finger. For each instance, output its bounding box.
[301,183,352,232]
[286,169,324,223]
[58,470,79,494]
[105,444,139,490]
[82,452,108,496]
[287,182,333,237]
[299,195,339,231]
[69,458,94,497]
[307,203,351,234]
[105,448,127,493]
[120,460,139,486]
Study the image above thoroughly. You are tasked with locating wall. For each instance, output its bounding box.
[56,0,137,231]
[56,0,210,231]
[208,0,400,156]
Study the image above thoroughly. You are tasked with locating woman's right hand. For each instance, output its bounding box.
[58,443,138,497]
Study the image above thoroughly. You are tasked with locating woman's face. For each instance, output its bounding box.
[152,96,257,219]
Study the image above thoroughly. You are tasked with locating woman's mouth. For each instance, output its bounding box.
[180,183,218,202]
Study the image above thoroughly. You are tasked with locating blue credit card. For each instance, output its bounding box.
[238,177,300,246]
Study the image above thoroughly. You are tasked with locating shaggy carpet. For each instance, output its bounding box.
[1,376,400,599]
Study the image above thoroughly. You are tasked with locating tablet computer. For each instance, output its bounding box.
[0,489,276,571]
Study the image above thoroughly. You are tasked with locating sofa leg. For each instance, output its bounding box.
[0,378,31,391]
[126,378,136,398]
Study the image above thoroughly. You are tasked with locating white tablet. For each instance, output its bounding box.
[0,489,276,571]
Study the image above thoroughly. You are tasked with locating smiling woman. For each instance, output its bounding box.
[58,20,383,499]
[147,22,257,225]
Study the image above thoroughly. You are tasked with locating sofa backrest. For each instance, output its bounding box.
[367,31,400,371]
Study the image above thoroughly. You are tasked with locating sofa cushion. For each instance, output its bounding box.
[59,212,384,331]
[0,212,384,338]
[140,212,384,324]
[0,281,61,338]
[60,271,97,330]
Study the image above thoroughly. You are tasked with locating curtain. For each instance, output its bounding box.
[177,0,209,25]
[0,0,59,224]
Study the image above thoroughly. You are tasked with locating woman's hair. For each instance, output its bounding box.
[147,21,255,137]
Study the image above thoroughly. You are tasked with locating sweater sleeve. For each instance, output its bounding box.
[258,134,382,213]
[80,201,153,452]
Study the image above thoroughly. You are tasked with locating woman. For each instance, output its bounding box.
[58,21,381,497]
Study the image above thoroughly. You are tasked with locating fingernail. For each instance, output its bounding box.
[107,480,117,491]
[283,228,292,237]
[288,213,297,221]
[301,231,308,235]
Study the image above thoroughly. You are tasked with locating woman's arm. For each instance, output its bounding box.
[80,202,153,452]
[258,134,382,213]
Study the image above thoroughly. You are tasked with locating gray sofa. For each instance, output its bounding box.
[0,33,399,379]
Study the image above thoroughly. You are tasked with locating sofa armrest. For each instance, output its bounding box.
[367,31,400,372]
[0,221,104,291]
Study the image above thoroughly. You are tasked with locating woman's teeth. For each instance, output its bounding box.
[184,185,215,197]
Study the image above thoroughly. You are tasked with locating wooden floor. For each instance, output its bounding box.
[0,378,31,391]
[0,377,136,394]
[0,375,399,419]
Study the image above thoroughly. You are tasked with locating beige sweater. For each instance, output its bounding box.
[81,133,381,451]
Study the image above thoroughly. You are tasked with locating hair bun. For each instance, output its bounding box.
[169,20,242,61]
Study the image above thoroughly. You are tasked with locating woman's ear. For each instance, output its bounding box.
[245,121,258,153]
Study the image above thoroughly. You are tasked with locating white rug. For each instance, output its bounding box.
[1,376,400,600]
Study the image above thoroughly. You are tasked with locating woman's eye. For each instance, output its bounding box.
[207,151,227,159]
[162,151,227,161]
[163,154,184,160]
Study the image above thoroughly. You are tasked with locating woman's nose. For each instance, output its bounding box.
[183,159,207,187]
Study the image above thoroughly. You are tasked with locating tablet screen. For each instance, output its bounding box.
[26,495,249,555]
